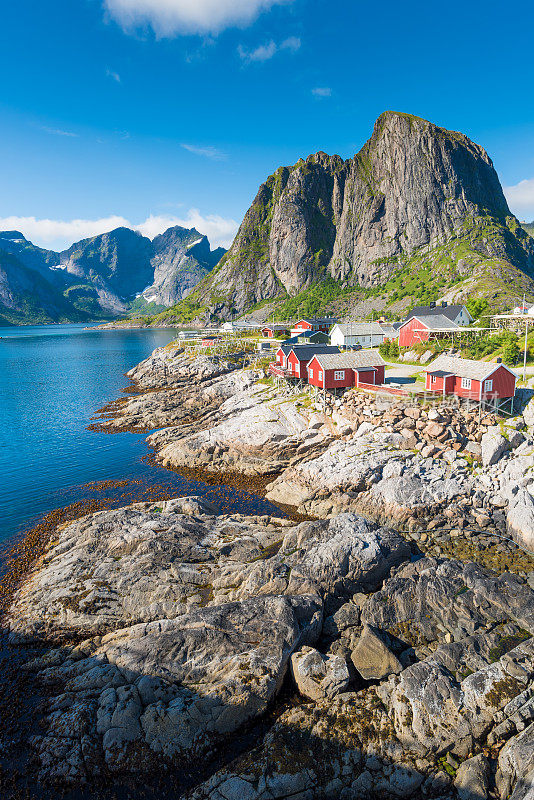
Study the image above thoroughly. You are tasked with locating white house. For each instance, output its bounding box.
[330,322,398,349]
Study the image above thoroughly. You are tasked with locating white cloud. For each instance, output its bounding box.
[0,211,238,251]
[238,35,300,62]
[504,178,534,220]
[281,36,300,52]
[181,143,226,160]
[238,40,277,62]
[106,68,121,82]
[41,126,78,137]
[311,87,331,97]
[104,0,294,37]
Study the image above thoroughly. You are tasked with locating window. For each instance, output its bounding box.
[334,370,345,381]
[461,377,471,389]
[309,368,313,379]
[282,355,286,367]
[484,379,493,392]
[318,371,323,381]
[431,375,437,384]
[294,363,299,375]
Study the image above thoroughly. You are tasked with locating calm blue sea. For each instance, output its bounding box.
[0,323,284,554]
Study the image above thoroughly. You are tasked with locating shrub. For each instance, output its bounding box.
[502,339,520,365]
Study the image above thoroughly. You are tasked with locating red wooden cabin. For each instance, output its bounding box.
[261,324,290,338]
[286,345,340,379]
[307,351,386,389]
[425,355,517,401]
[291,317,338,335]
[398,315,460,348]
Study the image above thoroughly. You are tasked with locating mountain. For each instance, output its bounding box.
[522,221,534,238]
[0,225,225,324]
[0,249,96,325]
[140,226,225,307]
[160,111,534,323]
[58,228,154,313]
[57,225,224,312]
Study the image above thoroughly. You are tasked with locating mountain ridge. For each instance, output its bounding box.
[152,111,534,325]
[0,225,225,325]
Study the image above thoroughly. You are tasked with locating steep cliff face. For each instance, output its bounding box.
[146,226,224,306]
[191,111,534,317]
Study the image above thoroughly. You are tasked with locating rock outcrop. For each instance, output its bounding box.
[183,554,534,800]
[6,500,409,782]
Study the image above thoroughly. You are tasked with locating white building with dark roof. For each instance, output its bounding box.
[330,322,398,349]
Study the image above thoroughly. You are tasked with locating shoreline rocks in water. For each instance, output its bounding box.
[2,340,534,800]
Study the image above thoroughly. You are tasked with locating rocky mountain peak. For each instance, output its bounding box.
[186,110,533,320]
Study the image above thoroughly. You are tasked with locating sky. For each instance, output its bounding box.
[1,0,534,252]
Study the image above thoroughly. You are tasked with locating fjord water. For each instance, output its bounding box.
[0,324,279,554]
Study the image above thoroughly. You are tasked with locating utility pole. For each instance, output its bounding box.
[523,319,528,381]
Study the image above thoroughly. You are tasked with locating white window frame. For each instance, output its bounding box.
[294,363,300,375]
[484,379,493,392]
[309,368,313,379]
[318,370,323,381]
[461,377,471,389]
[431,375,437,384]
[334,370,345,381]
[282,355,286,367]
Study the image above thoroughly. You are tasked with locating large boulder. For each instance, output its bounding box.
[507,487,534,553]
[350,624,403,681]
[453,753,491,800]
[481,427,511,466]
[496,723,534,800]
[290,646,350,701]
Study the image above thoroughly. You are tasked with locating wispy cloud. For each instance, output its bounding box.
[181,143,226,160]
[106,67,121,83]
[238,36,301,63]
[311,87,332,98]
[40,126,78,137]
[0,210,238,251]
[504,177,534,220]
[104,0,295,37]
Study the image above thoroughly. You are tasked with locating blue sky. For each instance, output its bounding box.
[1,0,534,251]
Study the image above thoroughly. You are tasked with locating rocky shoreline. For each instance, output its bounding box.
[1,342,534,800]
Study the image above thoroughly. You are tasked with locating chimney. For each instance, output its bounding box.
[441,301,447,307]
[430,302,436,309]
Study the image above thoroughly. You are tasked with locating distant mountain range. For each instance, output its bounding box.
[149,111,534,326]
[0,226,225,325]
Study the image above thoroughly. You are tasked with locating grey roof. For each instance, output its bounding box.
[333,322,387,336]
[289,345,340,361]
[425,354,517,381]
[295,330,329,340]
[405,304,471,323]
[408,314,461,331]
[311,349,386,371]
[262,323,290,330]
[380,324,400,337]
